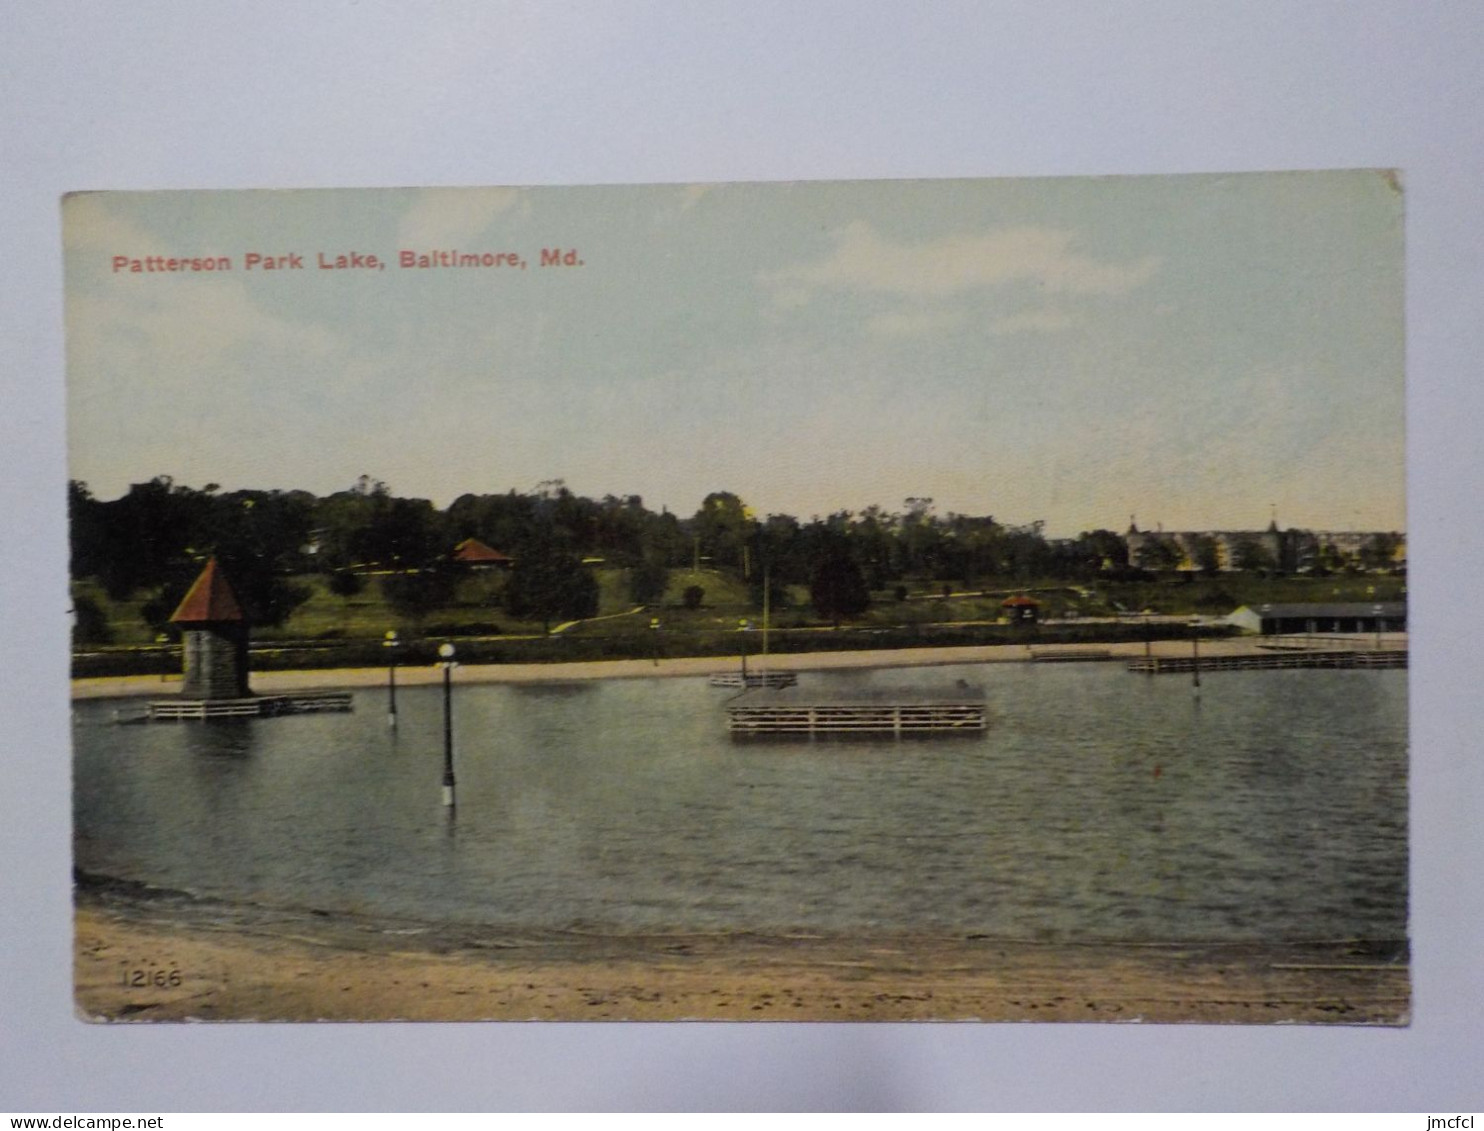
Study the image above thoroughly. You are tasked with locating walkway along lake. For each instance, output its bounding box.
[72,663,1408,945]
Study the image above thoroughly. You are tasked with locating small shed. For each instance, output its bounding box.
[1001,594,1042,624]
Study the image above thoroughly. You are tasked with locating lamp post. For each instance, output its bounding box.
[1190,617,1202,693]
[649,617,661,666]
[738,618,751,681]
[438,642,457,808]
[383,629,400,728]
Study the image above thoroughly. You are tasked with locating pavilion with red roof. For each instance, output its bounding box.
[1001,594,1042,624]
[452,538,513,568]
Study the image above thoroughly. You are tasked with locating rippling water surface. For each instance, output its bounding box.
[73,664,1408,942]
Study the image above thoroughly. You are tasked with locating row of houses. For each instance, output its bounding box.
[1122,521,1405,574]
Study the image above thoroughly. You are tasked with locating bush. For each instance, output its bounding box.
[381,568,457,619]
[71,594,113,645]
[629,559,670,606]
[327,570,365,599]
[422,622,503,637]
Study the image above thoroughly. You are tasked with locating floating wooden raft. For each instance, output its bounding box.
[707,670,799,689]
[1030,647,1113,663]
[726,686,986,736]
[1127,650,1407,674]
[141,692,353,721]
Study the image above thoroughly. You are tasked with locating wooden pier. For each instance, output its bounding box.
[137,692,354,722]
[707,670,799,689]
[1128,649,1406,674]
[726,686,986,737]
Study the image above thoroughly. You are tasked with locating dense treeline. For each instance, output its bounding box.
[68,474,1132,631]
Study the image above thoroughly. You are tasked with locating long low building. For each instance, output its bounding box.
[1226,601,1406,636]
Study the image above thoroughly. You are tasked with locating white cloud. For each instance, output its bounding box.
[63,193,153,254]
[866,308,966,339]
[395,188,525,249]
[987,308,1074,336]
[763,221,1159,301]
[68,279,340,384]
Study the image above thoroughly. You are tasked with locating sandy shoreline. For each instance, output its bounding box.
[74,882,1409,1025]
[70,634,1408,701]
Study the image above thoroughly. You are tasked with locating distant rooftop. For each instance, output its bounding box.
[453,537,512,564]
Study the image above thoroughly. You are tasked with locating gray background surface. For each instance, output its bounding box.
[2,0,1480,1112]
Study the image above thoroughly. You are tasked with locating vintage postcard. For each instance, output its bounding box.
[66,172,1407,1023]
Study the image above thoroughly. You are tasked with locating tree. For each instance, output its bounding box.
[691,491,752,574]
[809,545,871,625]
[898,497,944,577]
[360,496,444,568]
[628,556,670,606]
[212,552,313,628]
[1079,529,1129,572]
[748,571,789,612]
[68,480,108,582]
[206,490,315,627]
[1231,538,1276,574]
[446,490,537,558]
[1360,532,1402,572]
[503,543,599,632]
[1134,535,1182,572]
[88,476,214,599]
[70,594,113,645]
[381,567,458,622]
[1001,523,1051,581]
[1186,534,1221,576]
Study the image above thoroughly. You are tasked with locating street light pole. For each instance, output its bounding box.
[384,629,400,728]
[438,642,457,808]
[1190,618,1202,694]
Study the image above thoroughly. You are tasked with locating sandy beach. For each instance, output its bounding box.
[69,633,1408,701]
[74,883,1409,1025]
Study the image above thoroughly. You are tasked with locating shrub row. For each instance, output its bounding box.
[71,622,1233,679]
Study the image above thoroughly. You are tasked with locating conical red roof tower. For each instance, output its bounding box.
[170,557,246,624]
[169,558,252,699]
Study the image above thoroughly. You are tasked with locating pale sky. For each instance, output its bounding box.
[64,172,1404,536]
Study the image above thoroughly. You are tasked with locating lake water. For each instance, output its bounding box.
[73,663,1408,943]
